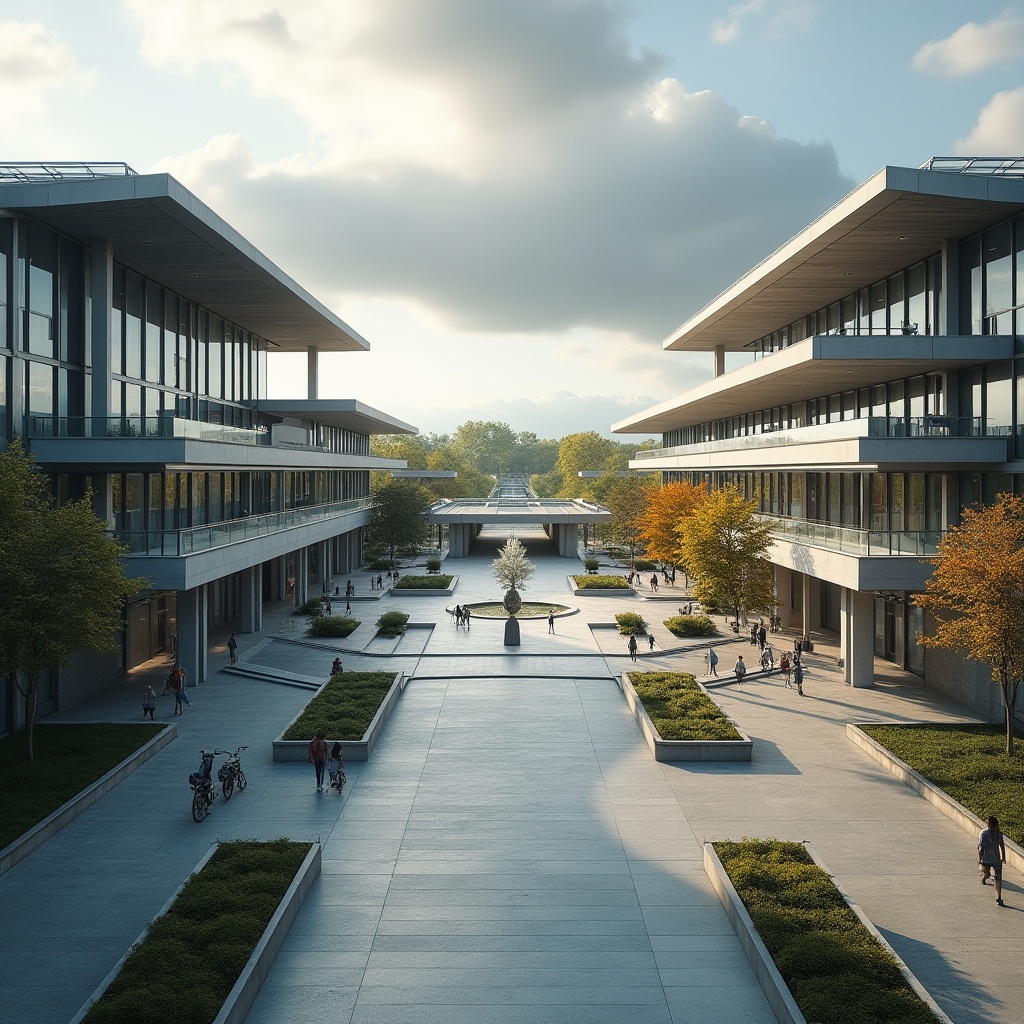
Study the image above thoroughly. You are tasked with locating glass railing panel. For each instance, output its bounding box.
[757,514,944,557]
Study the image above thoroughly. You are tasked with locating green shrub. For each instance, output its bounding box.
[393,574,453,589]
[628,671,741,741]
[377,610,410,637]
[574,574,630,589]
[425,557,442,573]
[282,672,398,740]
[715,839,937,1024]
[367,557,397,570]
[664,614,717,638]
[584,557,600,572]
[295,598,323,617]
[634,559,656,571]
[307,615,360,638]
[615,612,647,635]
[82,839,310,1024]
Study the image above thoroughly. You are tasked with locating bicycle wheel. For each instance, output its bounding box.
[237,769,247,792]
[222,774,234,800]
[192,788,207,822]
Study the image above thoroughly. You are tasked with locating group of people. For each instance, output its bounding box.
[451,604,471,628]
[370,570,400,591]
[144,664,191,717]
[702,643,804,695]
[306,730,345,792]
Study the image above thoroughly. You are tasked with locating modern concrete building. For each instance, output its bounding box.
[0,162,414,735]
[614,158,1024,716]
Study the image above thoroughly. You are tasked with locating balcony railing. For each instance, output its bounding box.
[29,415,270,445]
[758,513,943,556]
[111,496,374,556]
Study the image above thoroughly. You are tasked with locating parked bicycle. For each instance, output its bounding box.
[217,745,248,800]
[189,749,225,822]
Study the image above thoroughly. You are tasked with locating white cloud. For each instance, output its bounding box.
[711,0,817,44]
[913,14,1024,77]
[955,86,1024,153]
[0,21,94,118]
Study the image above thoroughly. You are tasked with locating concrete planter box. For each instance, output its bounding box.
[568,575,635,597]
[618,674,752,762]
[70,841,321,1024]
[391,575,459,596]
[273,672,407,763]
[848,722,1024,874]
[0,723,176,878]
[704,842,953,1024]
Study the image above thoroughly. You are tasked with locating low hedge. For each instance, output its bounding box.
[295,598,323,617]
[628,671,741,741]
[615,612,647,635]
[664,614,717,638]
[583,557,600,572]
[861,723,1024,845]
[574,574,630,589]
[634,559,656,571]
[715,839,938,1024]
[82,839,311,1024]
[377,611,410,637]
[425,557,442,573]
[394,574,453,589]
[366,557,397,570]
[307,615,360,638]
[282,672,398,740]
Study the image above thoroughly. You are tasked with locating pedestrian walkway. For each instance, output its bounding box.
[1,525,1020,1023]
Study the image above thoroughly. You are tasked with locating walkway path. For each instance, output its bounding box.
[1,526,1020,1022]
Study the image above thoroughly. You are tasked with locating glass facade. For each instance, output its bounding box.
[960,213,1024,335]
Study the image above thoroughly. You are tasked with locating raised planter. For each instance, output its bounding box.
[847,722,1024,874]
[0,723,176,878]
[618,673,752,762]
[567,575,635,597]
[390,575,459,596]
[273,672,407,762]
[70,841,321,1024]
[704,841,953,1024]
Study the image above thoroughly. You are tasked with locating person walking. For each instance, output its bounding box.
[648,633,655,651]
[708,646,719,677]
[780,651,792,688]
[793,659,804,696]
[331,657,343,676]
[734,655,747,687]
[628,633,638,661]
[650,574,658,592]
[142,684,157,720]
[173,669,191,715]
[345,597,351,614]
[308,730,328,792]
[979,816,1007,905]
[227,633,238,664]
[548,611,555,634]
[464,607,471,631]
[758,625,767,650]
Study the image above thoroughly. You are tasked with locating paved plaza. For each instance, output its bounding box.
[2,527,1022,1023]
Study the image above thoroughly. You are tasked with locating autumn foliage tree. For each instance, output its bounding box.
[639,480,707,568]
[914,493,1024,755]
[598,475,657,567]
[676,485,775,626]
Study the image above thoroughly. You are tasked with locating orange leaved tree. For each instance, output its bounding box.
[639,480,707,570]
[914,492,1024,755]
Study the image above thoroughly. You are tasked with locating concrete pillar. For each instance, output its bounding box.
[449,523,470,557]
[278,556,288,602]
[840,587,851,682]
[848,590,876,688]
[802,575,812,639]
[177,584,208,685]
[240,565,262,634]
[318,540,328,593]
[941,238,959,336]
[296,548,309,605]
[714,345,725,378]
[307,346,318,399]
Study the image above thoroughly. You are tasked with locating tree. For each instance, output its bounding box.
[598,475,657,567]
[914,493,1024,755]
[492,537,535,593]
[676,485,775,626]
[639,480,707,567]
[0,439,144,762]
[364,480,433,567]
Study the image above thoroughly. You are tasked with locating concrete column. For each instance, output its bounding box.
[318,540,328,593]
[307,346,318,399]
[449,523,470,557]
[848,590,876,688]
[802,574,812,639]
[278,556,288,602]
[240,565,262,634]
[177,584,208,685]
[840,587,851,682]
[296,547,309,605]
[714,346,725,378]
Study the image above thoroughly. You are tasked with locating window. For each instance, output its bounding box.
[984,221,1013,333]
[124,272,143,379]
[27,360,53,419]
[26,224,55,358]
[145,282,162,382]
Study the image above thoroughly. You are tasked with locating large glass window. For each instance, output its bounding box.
[58,239,84,364]
[987,362,1013,435]
[985,222,1013,334]
[145,282,162,383]
[0,218,9,350]
[124,272,143,379]
[960,237,982,334]
[27,224,56,358]
[27,360,54,419]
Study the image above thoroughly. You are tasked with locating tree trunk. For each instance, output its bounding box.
[1003,678,1019,756]
[25,678,37,764]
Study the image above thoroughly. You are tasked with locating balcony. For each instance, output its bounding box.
[112,496,374,556]
[30,416,273,446]
[758,513,943,557]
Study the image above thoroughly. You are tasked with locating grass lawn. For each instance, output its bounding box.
[573,574,630,589]
[628,671,741,741]
[715,839,938,1024]
[394,574,454,589]
[0,723,166,850]
[861,722,1024,845]
[281,671,397,741]
[82,839,311,1024]
[465,602,569,619]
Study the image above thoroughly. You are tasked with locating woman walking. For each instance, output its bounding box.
[979,815,1007,906]
[308,730,328,792]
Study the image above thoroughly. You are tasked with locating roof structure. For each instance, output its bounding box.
[427,498,610,524]
[257,399,417,435]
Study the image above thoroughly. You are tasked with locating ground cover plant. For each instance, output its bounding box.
[81,838,311,1024]
[307,615,360,638]
[715,839,938,1024]
[282,671,398,741]
[394,574,454,589]
[664,614,717,638]
[0,723,165,849]
[573,574,630,589]
[615,612,647,635]
[465,602,569,619]
[628,671,741,741]
[862,723,1024,844]
[376,611,410,637]
[425,557,442,573]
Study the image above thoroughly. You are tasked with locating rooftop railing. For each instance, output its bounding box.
[757,513,943,557]
[0,162,139,184]
[111,496,374,556]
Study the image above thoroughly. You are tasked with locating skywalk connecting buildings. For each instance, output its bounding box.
[0,163,414,736]
[615,158,1024,717]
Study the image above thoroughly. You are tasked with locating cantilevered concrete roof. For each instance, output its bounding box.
[663,165,1024,353]
[257,399,417,435]
[0,172,369,352]
[428,499,610,525]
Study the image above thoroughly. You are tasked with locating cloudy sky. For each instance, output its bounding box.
[3,1,1023,438]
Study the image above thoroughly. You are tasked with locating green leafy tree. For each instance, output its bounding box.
[598,475,657,567]
[914,493,1024,755]
[0,439,145,762]
[676,485,775,626]
[364,480,433,567]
